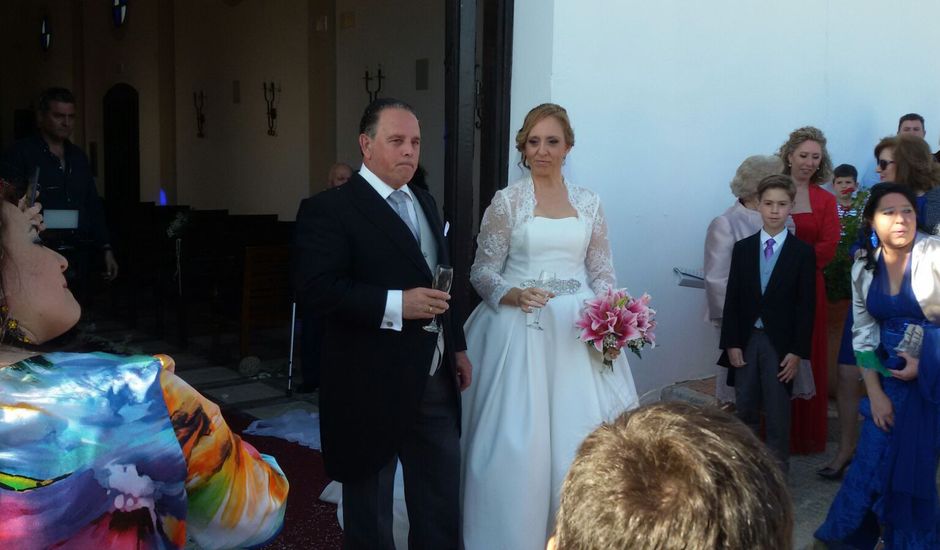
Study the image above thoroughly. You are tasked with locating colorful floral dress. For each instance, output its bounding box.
[0,352,289,549]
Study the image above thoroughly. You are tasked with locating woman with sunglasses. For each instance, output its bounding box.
[816,183,940,548]
[776,126,841,454]
[0,184,289,548]
[875,134,940,227]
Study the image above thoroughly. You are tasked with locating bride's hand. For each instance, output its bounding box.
[517,287,553,313]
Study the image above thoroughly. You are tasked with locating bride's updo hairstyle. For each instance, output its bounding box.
[515,103,575,169]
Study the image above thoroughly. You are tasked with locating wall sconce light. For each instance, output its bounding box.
[40,16,52,52]
[193,90,206,138]
[263,81,281,136]
[112,0,129,27]
[364,65,384,102]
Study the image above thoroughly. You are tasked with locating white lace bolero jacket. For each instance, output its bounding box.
[469,177,617,310]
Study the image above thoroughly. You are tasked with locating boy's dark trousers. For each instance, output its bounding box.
[734,328,791,470]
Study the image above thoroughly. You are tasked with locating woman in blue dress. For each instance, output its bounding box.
[815,183,940,548]
[822,137,940,482]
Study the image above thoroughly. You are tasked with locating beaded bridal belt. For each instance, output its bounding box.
[519,278,582,296]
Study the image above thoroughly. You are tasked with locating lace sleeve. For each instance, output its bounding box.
[470,190,514,310]
[586,197,617,295]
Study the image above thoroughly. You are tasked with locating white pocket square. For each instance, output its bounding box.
[443,221,450,237]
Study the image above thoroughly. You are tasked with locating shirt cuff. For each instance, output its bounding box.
[382,290,403,331]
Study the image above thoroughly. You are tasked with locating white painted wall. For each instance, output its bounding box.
[334,0,445,204]
[510,0,940,398]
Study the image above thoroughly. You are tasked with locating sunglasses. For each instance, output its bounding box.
[877,159,895,170]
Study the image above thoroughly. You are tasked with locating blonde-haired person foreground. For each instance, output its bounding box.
[549,402,793,550]
[0,182,288,549]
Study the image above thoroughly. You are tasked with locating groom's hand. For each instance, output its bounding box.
[403,287,450,320]
[455,351,472,391]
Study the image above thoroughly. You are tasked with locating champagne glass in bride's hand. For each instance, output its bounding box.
[424,264,454,333]
[527,270,555,331]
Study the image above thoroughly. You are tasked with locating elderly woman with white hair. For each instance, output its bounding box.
[704,155,786,404]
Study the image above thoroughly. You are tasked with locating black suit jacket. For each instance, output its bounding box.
[718,232,816,384]
[293,173,466,482]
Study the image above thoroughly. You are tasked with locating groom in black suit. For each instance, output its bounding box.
[293,98,472,549]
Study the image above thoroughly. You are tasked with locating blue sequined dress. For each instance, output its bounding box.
[816,256,940,548]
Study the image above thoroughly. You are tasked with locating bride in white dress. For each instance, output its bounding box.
[461,104,639,550]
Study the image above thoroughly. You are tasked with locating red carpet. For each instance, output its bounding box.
[225,411,344,549]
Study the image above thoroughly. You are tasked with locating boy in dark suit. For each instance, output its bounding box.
[719,174,815,470]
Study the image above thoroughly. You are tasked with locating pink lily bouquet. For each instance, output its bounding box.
[575,288,656,369]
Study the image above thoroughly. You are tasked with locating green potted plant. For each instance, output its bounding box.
[823,189,868,394]
[824,194,867,302]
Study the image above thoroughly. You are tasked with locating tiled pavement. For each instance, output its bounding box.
[72,313,321,420]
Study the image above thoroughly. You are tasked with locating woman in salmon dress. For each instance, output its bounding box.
[777,127,841,453]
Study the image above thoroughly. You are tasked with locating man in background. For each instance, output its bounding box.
[897,113,926,137]
[0,87,119,295]
[327,162,353,188]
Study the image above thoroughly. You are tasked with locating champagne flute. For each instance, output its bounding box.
[424,264,454,333]
[527,270,555,331]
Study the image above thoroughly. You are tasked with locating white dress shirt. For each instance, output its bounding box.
[760,227,788,255]
[359,163,420,332]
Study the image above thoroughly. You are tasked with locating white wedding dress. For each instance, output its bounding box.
[460,177,639,550]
